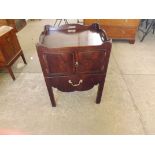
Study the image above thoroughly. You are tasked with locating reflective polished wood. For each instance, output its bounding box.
[36,23,112,107]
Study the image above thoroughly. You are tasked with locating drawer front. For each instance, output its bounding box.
[84,19,140,27]
[84,19,98,25]
[0,19,7,26]
[101,26,137,39]
[47,74,105,92]
[99,19,140,27]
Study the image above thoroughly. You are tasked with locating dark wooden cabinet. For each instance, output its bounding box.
[84,19,140,44]
[0,26,27,80]
[36,23,112,107]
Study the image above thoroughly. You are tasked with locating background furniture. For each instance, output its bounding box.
[0,19,26,32]
[36,23,112,107]
[0,26,27,80]
[53,19,83,27]
[84,19,140,44]
[53,19,69,27]
[138,19,155,41]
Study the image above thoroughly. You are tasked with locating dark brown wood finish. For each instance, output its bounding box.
[0,26,27,80]
[36,23,112,107]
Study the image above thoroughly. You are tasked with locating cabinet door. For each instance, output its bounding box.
[77,50,106,74]
[41,52,74,75]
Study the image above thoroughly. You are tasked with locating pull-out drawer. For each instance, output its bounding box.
[46,74,105,92]
[98,19,140,27]
[100,25,137,39]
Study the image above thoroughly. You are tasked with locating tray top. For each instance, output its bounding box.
[38,24,108,48]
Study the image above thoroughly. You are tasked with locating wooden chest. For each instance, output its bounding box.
[36,23,112,107]
[0,26,27,80]
[84,19,140,44]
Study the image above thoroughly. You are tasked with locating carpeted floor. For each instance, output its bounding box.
[0,19,155,134]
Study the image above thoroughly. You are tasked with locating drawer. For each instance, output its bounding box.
[0,20,7,25]
[84,19,140,27]
[84,19,98,25]
[46,74,105,92]
[99,19,140,27]
[101,25,137,39]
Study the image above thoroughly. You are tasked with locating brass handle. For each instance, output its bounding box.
[75,61,79,66]
[68,79,83,87]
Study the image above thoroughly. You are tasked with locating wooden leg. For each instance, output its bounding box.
[129,39,135,44]
[6,66,15,80]
[45,79,56,107]
[47,86,56,107]
[96,82,105,104]
[21,52,27,64]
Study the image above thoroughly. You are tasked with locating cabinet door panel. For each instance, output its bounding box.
[42,52,74,75]
[77,50,106,73]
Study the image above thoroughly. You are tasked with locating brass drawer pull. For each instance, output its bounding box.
[75,61,79,66]
[68,79,83,87]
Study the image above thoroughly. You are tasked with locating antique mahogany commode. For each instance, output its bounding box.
[36,23,112,107]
